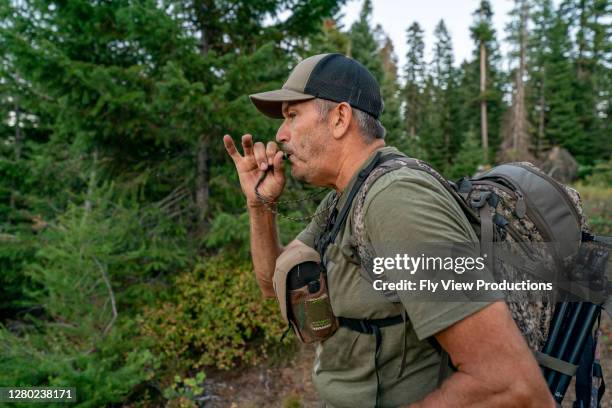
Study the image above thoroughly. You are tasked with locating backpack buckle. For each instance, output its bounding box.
[470,191,491,209]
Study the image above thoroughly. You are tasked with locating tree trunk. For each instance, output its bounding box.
[537,86,545,158]
[514,0,528,152]
[10,100,22,210]
[196,136,209,222]
[498,0,535,164]
[509,0,529,155]
[480,39,489,163]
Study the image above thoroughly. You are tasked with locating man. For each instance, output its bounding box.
[223,53,554,407]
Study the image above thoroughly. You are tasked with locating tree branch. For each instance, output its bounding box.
[93,256,117,337]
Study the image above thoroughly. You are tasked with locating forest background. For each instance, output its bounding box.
[0,0,610,407]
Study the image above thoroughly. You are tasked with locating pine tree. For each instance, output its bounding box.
[349,0,385,84]
[569,0,611,163]
[500,0,535,163]
[378,34,405,145]
[448,129,485,180]
[528,0,556,158]
[309,17,351,55]
[0,1,344,404]
[423,19,460,171]
[471,1,493,163]
[462,0,506,164]
[348,1,402,144]
[540,1,583,160]
[403,22,426,142]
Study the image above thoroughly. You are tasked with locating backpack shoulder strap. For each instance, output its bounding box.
[315,152,401,262]
[350,155,480,301]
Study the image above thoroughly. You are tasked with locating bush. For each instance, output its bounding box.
[0,183,189,406]
[0,321,158,408]
[140,256,285,373]
[583,160,612,187]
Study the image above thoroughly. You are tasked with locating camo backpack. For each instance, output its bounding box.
[338,151,609,406]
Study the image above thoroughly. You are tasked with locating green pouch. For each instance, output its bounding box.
[288,270,338,343]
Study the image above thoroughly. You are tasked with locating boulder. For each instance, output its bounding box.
[538,146,578,183]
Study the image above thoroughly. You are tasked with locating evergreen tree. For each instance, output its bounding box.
[500,0,535,162]
[378,34,405,145]
[527,0,556,158]
[540,0,583,159]
[348,0,384,83]
[422,19,460,172]
[310,17,351,55]
[569,0,611,162]
[471,1,492,163]
[448,129,485,180]
[0,1,343,404]
[348,1,402,144]
[464,0,506,163]
[403,22,426,143]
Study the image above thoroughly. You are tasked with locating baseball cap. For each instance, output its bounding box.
[249,53,383,120]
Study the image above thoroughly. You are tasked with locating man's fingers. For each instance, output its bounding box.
[253,141,268,170]
[266,142,278,166]
[242,134,254,157]
[223,134,241,162]
[273,150,285,176]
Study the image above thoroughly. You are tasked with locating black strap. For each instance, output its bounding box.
[316,152,404,260]
[583,231,612,246]
[339,315,404,407]
[338,315,404,333]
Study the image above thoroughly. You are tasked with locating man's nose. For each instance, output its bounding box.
[276,120,290,143]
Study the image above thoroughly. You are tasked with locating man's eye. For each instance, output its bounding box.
[288,112,296,119]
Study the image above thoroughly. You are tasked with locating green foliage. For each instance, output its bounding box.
[139,256,285,372]
[204,212,251,259]
[574,180,612,236]
[349,0,384,84]
[447,130,485,180]
[402,21,426,146]
[0,325,158,408]
[0,0,609,406]
[584,160,612,187]
[309,18,350,55]
[163,372,206,406]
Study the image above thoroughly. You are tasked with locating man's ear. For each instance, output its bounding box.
[330,102,352,140]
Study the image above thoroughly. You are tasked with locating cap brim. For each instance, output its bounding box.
[249,88,315,119]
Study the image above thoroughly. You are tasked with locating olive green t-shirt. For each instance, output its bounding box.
[296,146,497,408]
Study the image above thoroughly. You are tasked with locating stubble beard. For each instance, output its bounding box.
[287,126,328,185]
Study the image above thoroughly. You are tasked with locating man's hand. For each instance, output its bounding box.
[223,134,286,207]
[409,302,555,408]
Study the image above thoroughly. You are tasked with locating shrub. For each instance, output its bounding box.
[140,256,285,373]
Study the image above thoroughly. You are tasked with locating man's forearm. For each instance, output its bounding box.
[408,369,554,408]
[248,203,283,297]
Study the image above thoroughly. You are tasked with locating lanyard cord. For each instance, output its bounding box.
[254,168,338,222]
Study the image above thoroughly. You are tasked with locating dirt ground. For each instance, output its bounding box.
[205,313,612,408]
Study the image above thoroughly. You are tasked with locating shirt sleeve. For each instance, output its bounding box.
[363,169,502,340]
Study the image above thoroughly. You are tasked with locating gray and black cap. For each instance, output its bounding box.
[250,53,383,120]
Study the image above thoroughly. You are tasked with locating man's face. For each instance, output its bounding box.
[276,100,330,184]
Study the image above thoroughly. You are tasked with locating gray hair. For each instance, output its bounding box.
[314,98,386,143]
